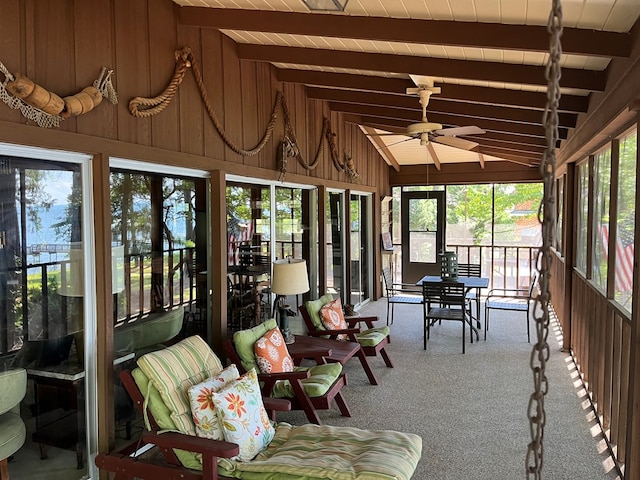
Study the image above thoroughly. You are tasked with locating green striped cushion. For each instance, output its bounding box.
[136,335,224,436]
[270,363,342,398]
[304,293,335,330]
[131,367,202,471]
[356,326,390,347]
[218,423,422,480]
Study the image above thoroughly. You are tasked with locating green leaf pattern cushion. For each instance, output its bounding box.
[187,364,240,440]
[212,369,276,461]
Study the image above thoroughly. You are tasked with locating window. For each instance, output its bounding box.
[576,161,589,274]
[555,176,564,255]
[614,128,637,309]
[591,147,611,291]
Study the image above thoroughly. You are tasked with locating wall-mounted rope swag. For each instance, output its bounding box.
[129,46,359,181]
[0,61,117,128]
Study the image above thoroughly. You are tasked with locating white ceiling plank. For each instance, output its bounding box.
[399,0,433,19]
[449,0,478,22]
[605,0,640,32]
[499,0,527,24]
[423,0,454,20]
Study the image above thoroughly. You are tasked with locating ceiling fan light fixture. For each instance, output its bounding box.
[301,0,348,11]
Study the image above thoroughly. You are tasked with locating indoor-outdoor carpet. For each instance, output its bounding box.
[284,299,620,480]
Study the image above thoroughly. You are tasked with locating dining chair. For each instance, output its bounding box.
[484,273,538,342]
[457,263,482,328]
[422,281,469,353]
[382,267,424,326]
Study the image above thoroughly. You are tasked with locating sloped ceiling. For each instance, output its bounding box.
[172,0,640,172]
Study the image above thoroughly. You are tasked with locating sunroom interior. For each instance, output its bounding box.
[0,0,639,479]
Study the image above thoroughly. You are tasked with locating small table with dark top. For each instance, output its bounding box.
[287,334,378,385]
[27,352,135,470]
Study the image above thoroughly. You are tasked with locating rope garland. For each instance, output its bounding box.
[526,0,562,477]
[0,61,117,129]
[129,47,359,179]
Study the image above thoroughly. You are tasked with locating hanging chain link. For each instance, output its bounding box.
[526,1,562,478]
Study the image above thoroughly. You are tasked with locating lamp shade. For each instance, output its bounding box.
[271,258,310,296]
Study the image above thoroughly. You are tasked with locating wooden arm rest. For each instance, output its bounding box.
[321,327,361,335]
[263,397,291,411]
[142,431,239,458]
[347,316,377,329]
[259,370,310,381]
[290,347,333,365]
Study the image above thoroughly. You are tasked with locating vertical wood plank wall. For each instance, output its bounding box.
[559,268,633,476]
[0,0,391,460]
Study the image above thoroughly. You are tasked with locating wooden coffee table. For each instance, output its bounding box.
[288,335,378,385]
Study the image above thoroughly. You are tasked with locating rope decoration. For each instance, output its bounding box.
[0,61,117,128]
[129,47,359,179]
[526,0,562,478]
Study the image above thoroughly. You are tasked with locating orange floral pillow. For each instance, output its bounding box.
[254,327,295,374]
[319,297,348,340]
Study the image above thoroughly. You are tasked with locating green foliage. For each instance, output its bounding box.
[447,183,543,245]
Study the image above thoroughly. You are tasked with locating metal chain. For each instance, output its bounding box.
[526,0,562,478]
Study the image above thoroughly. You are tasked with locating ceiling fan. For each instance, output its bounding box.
[368,82,486,151]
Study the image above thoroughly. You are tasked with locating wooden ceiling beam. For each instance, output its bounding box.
[279,69,589,113]
[307,87,577,127]
[179,7,631,58]
[238,44,606,91]
[328,102,567,138]
[478,147,542,164]
[468,138,546,154]
[360,125,401,172]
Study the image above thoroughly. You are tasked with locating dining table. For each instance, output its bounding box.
[416,275,490,339]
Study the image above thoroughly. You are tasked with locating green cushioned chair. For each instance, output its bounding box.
[95,335,422,480]
[223,319,351,425]
[0,368,27,479]
[301,294,395,369]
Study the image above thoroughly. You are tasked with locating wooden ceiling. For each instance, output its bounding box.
[172,0,640,171]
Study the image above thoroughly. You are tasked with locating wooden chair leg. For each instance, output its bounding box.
[290,380,322,425]
[0,458,9,480]
[334,391,352,418]
[380,347,394,368]
[356,348,379,385]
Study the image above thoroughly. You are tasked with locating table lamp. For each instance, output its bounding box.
[271,258,309,344]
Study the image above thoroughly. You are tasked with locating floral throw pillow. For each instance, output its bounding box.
[187,364,240,440]
[254,327,295,374]
[212,368,276,461]
[319,297,348,340]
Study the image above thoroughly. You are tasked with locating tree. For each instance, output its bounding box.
[447,183,543,245]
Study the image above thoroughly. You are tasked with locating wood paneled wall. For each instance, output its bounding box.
[0,0,388,197]
[564,271,633,475]
[0,0,391,459]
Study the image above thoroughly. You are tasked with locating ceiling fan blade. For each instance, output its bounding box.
[365,132,405,137]
[433,136,479,151]
[386,136,417,147]
[434,125,486,137]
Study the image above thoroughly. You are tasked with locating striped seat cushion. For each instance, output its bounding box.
[486,299,529,311]
[388,295,423,304]
[218,423,422,480]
